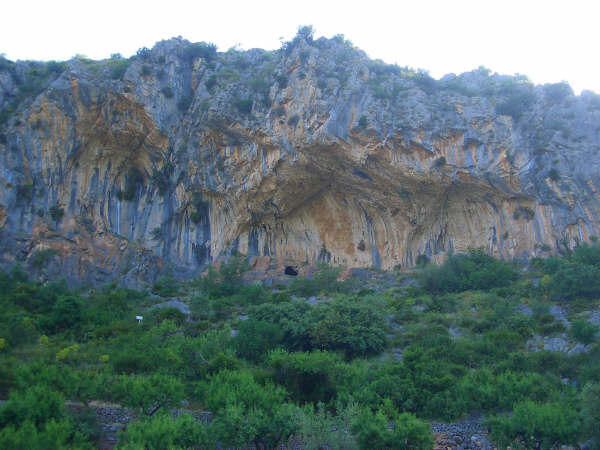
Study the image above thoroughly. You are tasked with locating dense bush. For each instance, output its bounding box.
[112,373,184,416]
[197,256,249,298]
[107,55,130,80]
[536,243,600,300]
[420,249,517,294]
[183,42,217,63]
[543,82,573,104]
[234,97,253,114]
[0,385,92,449]
[495,80,536,120]
[288,263,356,296]
[581,383,600,449]
[352,407,433,450]
[488,401,580,449]
[0,385,64,428]
[117,413,210,449]
[267,350,349,403]
[29,248,58,269]
[248,295,387,357]
[235,319,284,361]
[307,296,387,357]
[49,204,64,222]
[571,320,598,344]
[195,369,298,447]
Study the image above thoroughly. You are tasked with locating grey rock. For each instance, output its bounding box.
[431,416,493,450]
[588,309,600,327]
[549,305,570,328]
[516,304,534,317]
[2,33,600,285]
[527,333,591,354]
[149,299,191,316]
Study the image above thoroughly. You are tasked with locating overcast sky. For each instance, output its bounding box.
[1,0,599,93]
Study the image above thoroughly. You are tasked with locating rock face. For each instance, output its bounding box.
[1,29,600,284]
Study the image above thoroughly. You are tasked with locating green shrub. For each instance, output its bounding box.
[487,401,580,449]
[140,64,152,76]
[0,385,64,428]
[432,156,446,168]
[197,256,248,298]
[197,369,286,413]
[235,319,284,362]
[136,47,151,59]
[548,262,600,300]
[15,183,33,203]
[49,204,64,222]
[548,168,560,181]
[234,98,253,114]
[107,56,130,80]
[149,226,163,241]
[189,192,208,224]
[495,83,536,120]
[150,307,186,326]
[420,249,517,294]
[413,70,437,94]
[250,301,312,351]
[307,296,387,357]
[357,115,368,128]
[112,374,184,416]
[352,407,433,450]
[581,383,600,448]
[572,242,600,266]
[205,74,218,92]
[267,350,347,403]
[288,402,359,449]
[183,42,217,63]
[288,263,351,297]
[457,369,558,412]
[118,412,211,449]
[41,295,84,334]
[543,82,572,104]
[370,346,464,419]
[0,419,92,450]
[29,249,58,269]
[150,162,173,196]
[152,275,179,297]
[570,320,598,344]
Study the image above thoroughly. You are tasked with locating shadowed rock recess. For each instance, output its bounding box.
[1,29,600,284]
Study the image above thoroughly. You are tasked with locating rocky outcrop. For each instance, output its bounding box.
[1,29,599,284]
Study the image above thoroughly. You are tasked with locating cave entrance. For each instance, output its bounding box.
[284,266,298,276]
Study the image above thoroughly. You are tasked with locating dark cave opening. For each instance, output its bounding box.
[284,265,298,276]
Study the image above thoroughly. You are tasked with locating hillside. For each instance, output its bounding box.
[1,247,599,448]
[1,28,600,285]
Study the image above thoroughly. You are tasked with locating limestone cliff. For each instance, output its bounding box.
[1,29,599,284]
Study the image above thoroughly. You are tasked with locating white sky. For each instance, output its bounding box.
[1,0,599,93]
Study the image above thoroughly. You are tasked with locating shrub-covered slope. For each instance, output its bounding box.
[1,245,600,448]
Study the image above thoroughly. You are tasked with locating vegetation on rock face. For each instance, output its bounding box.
[48,204,64,223]
[1,244,600,447]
